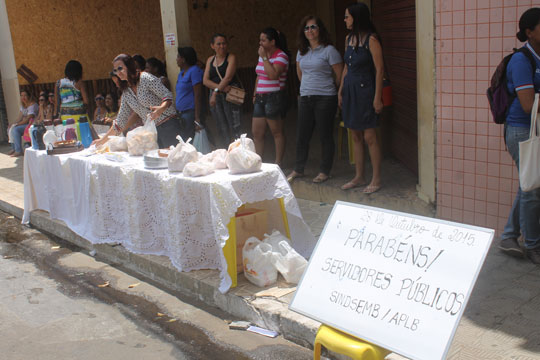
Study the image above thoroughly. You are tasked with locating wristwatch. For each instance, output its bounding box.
[213,88,219,93]
[262,56,268,61]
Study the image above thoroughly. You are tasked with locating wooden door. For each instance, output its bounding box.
[372,0,418,175]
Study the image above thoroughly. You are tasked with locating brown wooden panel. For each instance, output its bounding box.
[372,0,418,175]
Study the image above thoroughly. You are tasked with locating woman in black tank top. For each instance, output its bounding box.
[203,33,242,148]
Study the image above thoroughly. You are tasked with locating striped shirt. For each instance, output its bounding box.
[255,50,289,93]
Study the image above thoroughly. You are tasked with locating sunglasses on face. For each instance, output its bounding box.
[304,24,319,32]
[39,98,46,101]
[95,97,104,101]
[112,66,124,74]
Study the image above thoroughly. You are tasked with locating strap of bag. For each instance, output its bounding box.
[530,93,539,139]
[213,56,224,82]
[213,55,244,90]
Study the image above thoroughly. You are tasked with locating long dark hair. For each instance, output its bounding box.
[146,57,167,77]
[297,15,333,55]
[65,60,83,82]
[261,27,289,56]
[346,2,379,48]
[112,54,140,92]
[517,8,540,42]
[177,47,198,66]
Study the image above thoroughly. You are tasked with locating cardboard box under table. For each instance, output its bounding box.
[223,199,291,288]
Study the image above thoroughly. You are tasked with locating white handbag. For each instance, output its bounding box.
[519,93,540,192]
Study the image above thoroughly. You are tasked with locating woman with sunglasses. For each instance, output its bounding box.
[203,33,241,148]
[93,93,108,124]
[47,92,55,118]
[104,92,118,123]
[252,27,289,166]
[29,92,49,149]
[338,3,384,194]
[287,16,343,184]
[94,54,181,148]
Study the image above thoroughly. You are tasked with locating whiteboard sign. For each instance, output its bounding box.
[290,201,494,360]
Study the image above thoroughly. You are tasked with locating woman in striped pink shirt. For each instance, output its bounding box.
[252,27,289,166]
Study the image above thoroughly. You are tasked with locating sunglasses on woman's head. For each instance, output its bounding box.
[112,66,124,73]
[304,24,319,32]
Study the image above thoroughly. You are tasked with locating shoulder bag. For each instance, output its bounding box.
[519,93,540,191]
[214,58,246,106]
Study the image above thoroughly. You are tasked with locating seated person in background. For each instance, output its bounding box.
[104,92,118,124]
[93,93,108,124]
[133,54,146,72]
[145,57,171,90]
[47,91,56,118]
[29,92,49,149]
[8,90,38,157]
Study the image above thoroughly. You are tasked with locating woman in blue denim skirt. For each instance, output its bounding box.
[498,8,540,264]
[287,15,343,184]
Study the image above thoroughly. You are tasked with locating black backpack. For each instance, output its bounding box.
[486,47,536,124]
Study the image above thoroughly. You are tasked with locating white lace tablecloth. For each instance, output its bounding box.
[23,149,316,292]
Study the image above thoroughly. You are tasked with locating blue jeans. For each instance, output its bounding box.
[9,124,27,153]
[502,124,540,249]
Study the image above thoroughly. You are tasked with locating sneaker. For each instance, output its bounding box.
[498,238,524,258]
[526,247,540,265]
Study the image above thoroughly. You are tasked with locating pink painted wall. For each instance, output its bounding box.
[435,0,540,233]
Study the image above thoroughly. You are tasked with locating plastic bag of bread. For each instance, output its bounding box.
[183,161,215,177]
[168,135,199,172]
[227,134,255,153]
[201,149,227,169]
[126,116,158,156]
[226,134,262,174]
[107,136,128,152]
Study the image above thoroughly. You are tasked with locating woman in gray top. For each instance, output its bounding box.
[287,15,343,183]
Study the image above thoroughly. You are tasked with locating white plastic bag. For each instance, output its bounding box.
[193,128,212,155]
[183,161,215,177]
[201,149,228,169]
[168,135,199,172]
[107,136,128,152]
[228,133,255,153]
[226,134,262,174]
[268,240,307,284]
[126,116,158,156]
[243,237,277,287]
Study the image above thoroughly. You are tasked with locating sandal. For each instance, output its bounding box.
[362,184,381,194]
[287,171,305,182]
[7,149,15,155]
[340,180,366,190]
[313,173,330,183]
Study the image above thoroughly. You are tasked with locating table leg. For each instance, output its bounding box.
[278,197,291,239]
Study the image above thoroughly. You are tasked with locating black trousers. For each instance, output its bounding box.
[295,95,338,175]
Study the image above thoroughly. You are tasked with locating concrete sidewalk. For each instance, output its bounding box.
[1,145,539,360]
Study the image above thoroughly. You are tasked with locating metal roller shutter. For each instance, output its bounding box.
[372,0,418,175]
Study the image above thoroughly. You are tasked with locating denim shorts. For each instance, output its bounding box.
[253,92,282,120]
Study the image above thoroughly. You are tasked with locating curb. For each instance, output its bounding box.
[0,198,321,350]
